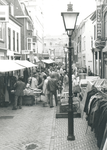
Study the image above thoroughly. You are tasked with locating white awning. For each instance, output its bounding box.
[41,59,55,64]
[15,60,37,68]
[0,60,25,72]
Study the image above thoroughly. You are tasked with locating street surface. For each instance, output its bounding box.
[0,100,99,150]
[0,102,55,150]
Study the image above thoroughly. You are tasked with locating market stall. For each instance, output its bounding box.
[15,60,45,105]
[0,60,25,72]
[41,59,55,64]
[15,60,37,83]
[23,87,42,105]
[83,78,107,149]
[41,59,55,68]
[0,60,26,107]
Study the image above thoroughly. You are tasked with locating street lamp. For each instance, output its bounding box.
[61,2,79,141]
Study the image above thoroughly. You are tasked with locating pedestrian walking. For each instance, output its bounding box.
[12,76,26,110]
[47,73,58,108]
[42,74,49,107]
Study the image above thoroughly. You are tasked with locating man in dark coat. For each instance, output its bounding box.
[47,74,58,107]
[12,76,26,110]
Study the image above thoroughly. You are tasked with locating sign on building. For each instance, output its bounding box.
[96,5,102,39]
[0,6,9,22]
[22,50,30,54]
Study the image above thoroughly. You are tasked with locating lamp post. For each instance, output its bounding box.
[61,2,79,141]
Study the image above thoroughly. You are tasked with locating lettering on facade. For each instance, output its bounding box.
[96,5,102,38]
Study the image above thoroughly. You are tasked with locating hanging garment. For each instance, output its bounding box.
[0,89,5,106]
[0,76,4,88]
[5,86,9,102]
[10,76,17,90]
[84,88,98,115]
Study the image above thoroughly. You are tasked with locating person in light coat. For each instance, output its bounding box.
[42,74,49,107]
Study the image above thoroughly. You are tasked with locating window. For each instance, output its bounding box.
[104,13,107,38]
[9,3,14,16]
[91,36,93,48]
[83,36,86,51]
[17,33,19,52]
[33,42,36,53]
[0,23,3,40]
[80,35,81,52]
[13,30,15,51]
[8,28,11,50]
[94,25,96,40]
[27,38,32,50]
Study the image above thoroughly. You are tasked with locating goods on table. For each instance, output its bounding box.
[22,95,35,106]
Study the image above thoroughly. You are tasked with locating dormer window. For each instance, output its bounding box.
[9,3,14,16]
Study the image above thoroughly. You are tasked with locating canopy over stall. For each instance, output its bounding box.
[41,59,55,64]
[0,60,25,72]
[15,60,37,68]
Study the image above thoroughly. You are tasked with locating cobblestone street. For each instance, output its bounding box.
[0,102,55,150]
[0,100,99,150]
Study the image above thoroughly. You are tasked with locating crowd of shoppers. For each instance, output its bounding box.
[12,63,92,110]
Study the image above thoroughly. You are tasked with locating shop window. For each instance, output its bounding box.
[8,28,11,50]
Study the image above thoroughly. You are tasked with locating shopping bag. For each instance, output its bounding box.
[41,94,46,102]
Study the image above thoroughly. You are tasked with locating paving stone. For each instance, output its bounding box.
[0,98,100,150]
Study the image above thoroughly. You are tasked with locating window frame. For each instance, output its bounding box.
[13,30,15,51]
[8,27,11,50]
[0,23,4,40]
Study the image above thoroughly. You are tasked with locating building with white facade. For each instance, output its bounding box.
[0,0,22,60]
[44,34,68,63]
[19,0,44,59]
[72,13,94,72]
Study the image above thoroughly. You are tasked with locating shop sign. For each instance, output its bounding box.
[22,50,30,54]
[95,39,105,49]
[7,50,14,56]
[96,5,102,39]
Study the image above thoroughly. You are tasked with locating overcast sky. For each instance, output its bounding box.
[43,0,96,36]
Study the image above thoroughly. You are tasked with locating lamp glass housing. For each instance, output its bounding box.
[61,12,79,31]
